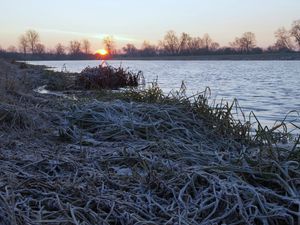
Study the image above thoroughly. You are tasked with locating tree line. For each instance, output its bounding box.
[0,19,299,59]
[122,19,300,57]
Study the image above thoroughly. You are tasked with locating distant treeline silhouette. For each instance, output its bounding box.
[0,19,299,60]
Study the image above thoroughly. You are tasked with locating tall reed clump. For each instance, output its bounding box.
[125,83,252,143]
[125,83,299,147]
[76,64,144,90]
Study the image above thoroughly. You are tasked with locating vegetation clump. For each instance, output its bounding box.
[43,70,76,91]
[76,64,144,90]
[0,104,35,129]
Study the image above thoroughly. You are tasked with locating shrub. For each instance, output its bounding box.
[76,64,144,89]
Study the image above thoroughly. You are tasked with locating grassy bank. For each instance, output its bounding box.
[0,59,299,224]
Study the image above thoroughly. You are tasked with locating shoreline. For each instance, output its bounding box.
[113,52,300,61]
[0,59,299,224]
[3,52,300,61]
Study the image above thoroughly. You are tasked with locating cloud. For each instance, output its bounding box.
[36,28,137,42]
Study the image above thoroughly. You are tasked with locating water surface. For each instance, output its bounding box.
[29,60,300,128]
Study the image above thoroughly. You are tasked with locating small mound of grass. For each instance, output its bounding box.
[0,104,35,129]
[76,64,144,90]
[42,70,76,91]
[19,62,28,69]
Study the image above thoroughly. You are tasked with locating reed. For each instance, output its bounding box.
[76,64,144,90]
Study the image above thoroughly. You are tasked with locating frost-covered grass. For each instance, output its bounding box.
[1,60,300,224]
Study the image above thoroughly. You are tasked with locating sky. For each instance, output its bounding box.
[0,0,300,51]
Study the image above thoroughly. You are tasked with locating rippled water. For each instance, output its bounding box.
[28,60,300,127]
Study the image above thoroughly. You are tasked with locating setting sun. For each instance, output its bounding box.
[95,49,108,56]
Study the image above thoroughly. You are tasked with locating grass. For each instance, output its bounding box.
[42,69,77,91]
[76,64,144,90]
[125,84,253,144]
[54,84,300,224]
[0,104,35,129]
[1,60,300,224]
[38,64,144,93]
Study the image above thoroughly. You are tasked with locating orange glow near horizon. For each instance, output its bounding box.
[95,49,108,56]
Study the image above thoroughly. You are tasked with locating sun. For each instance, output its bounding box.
[95,49,108,56]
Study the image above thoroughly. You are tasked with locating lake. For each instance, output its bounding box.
[28,60,300,128]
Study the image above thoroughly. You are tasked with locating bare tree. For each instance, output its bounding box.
[69,41,82,55]
[179,32,192,54]
[141,41,157,56]
[25,30,40,54]
[188,37,203,54]
[103,36,116,55]
[82,39,91,54]
[274,27,294,51]
[230,38,241,51]
[241,32,256,53]
[55,43,66,55]
[210,42,220,52]
[161,30,179,55]
[35,43,45,55]
[202,33,213,51]
[291,20,300,49]
[19,35,29,55]
[230,32,256,53]
[123,43,138,56]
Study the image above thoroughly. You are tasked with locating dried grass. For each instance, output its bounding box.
[1,79,299,224]
[0,102,44,130]
[43,70,76,91]
[76,64,144,90]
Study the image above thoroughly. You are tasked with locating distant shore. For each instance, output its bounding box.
[113,52,300,61]
[2,52,300,61]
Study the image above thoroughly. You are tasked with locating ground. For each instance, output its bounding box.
[0,59,299,225]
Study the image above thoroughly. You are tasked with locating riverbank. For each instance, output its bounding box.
[0,59,299,224]
[2,52,300,61]
[114,52,300,61]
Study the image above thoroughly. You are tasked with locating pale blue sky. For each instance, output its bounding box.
[0,0,299,51]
